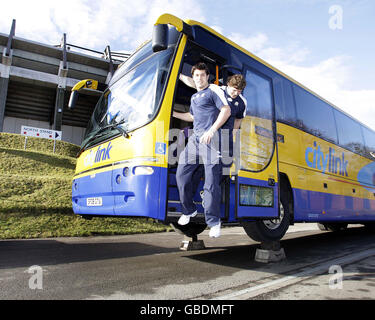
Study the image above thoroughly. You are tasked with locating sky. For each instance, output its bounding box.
[1,0,374,129]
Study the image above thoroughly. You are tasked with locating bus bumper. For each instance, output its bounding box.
[72,165,168,220]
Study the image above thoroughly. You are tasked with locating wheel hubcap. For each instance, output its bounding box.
[263,202,284,230]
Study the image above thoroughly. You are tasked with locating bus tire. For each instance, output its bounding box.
[363,223,375,232]
[241,190,290,243]
[318,223,348,232]
[170,222,207,238]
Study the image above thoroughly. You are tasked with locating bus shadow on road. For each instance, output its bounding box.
[184,227,375,272]
[0,240,179,269]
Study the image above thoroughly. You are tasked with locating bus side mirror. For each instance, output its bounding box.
[152,24,168,52]
[68,79,99,110]
[68,91,79,109]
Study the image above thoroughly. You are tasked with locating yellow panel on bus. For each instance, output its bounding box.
[277,122,375,200]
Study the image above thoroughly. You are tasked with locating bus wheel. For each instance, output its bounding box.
[241,192,290,243]
[364,223,375,232]
[317,223,348,232]
[170,222,207,238]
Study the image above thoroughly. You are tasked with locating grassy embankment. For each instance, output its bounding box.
[0,133,171,239]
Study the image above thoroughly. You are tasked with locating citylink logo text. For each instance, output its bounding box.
[84,142,112,167]
[305,142,348,176]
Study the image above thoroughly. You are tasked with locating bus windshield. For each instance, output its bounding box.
[81,42,176,150]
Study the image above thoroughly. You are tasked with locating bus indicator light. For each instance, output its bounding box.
[123,167,130,177]
[133,166,154,176]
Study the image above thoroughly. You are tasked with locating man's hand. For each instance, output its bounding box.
[199,105,231,144]
[199,128,216,144]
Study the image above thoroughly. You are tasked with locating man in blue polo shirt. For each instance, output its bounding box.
[173,62,231,238]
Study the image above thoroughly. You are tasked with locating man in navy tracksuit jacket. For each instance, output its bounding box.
[173,62,231,238]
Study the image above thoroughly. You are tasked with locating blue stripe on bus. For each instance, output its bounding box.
[293,188,375,222]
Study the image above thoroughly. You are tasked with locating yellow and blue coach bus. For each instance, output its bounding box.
[70,14,375,242]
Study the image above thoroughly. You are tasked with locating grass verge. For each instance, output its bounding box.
[0,133,171,239]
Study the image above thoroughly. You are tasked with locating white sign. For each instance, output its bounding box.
[21,126,62,141]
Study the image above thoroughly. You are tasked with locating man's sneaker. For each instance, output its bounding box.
[209,222,221,238]
[178,211,198,226]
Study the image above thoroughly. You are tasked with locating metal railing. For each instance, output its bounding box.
[4,18,131,75]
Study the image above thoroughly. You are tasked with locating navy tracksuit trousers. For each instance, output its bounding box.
[176,133,222,227]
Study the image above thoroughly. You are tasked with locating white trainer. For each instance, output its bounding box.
[178,211,198,225]
[209,222,221,238]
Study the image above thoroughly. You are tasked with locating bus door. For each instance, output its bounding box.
[235,67,279,219]
[167,45,230,221]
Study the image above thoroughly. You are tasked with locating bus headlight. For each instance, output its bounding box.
[133,166,154,176]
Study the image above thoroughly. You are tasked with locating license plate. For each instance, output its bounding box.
[87,197,103,206]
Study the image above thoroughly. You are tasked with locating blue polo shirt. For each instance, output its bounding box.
[190,84,228,137]
[221,86,247,131]
[221,86,247,156]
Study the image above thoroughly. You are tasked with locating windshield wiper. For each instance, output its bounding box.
[111,120,129,138]
[77,120,129,158]
[95,119,128,137]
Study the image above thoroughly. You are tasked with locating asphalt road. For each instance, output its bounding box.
[1,223,375,300]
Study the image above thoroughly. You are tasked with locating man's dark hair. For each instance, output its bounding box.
[191,62,210,76]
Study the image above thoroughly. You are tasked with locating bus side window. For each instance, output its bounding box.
[274,78,297,126]
[362,127,375,160]
[293,85,338,144]
[242,68,273,119]
[334,109,366,156]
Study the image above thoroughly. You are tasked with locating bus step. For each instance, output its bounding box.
[167,211,205,219]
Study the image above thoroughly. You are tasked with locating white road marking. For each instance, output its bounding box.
[214,247,375,300]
